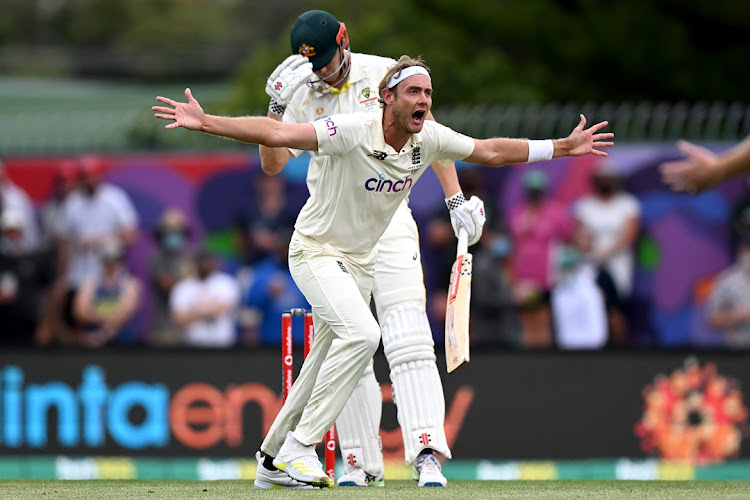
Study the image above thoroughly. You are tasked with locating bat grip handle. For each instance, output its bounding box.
[457,227,469,257]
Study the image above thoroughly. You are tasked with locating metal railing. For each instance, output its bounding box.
[434,101,750,142]
[2,100,749,155]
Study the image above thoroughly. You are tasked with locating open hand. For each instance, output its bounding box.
[659,140,721,194]
[565,114,614,157]
[153,88,205,131]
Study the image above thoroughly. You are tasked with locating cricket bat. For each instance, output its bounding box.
[445,227,472,373]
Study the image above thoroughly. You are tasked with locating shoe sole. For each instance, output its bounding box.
[274,460,332,488]
[420,482,446,487]
[254,479,314,489]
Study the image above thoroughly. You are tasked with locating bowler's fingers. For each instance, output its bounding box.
[574,114,587,131]
[590,149,609,157]
[586,121,610,134]
[151,106,175,114]
[155,96,179,107]
[592,132,614,141]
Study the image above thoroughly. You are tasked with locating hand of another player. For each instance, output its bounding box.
[153,88,205,130]
[450,195,486,246]
[265,54,313,107]
[659,140,722,194]
[563,114,614,157]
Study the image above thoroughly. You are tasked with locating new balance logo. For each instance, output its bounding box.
[368,150,387,160]
[337,260,349,274]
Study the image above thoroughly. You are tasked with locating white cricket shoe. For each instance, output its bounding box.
[413,450,447,487]
[253,452,313,489]
[272,433,333,488]
[337,467,385,487]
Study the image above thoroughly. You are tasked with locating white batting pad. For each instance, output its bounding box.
[381,301,451,463]
[335,360,384,476]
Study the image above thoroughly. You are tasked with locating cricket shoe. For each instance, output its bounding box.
[413,450,447,487]
[337,467,384,487]
[273,433,333,488]
[253,452,313,489]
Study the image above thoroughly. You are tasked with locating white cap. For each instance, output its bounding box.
[0,210,24,231]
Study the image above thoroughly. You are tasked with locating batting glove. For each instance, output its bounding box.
[265,54,313,116]
[446,193,486,247]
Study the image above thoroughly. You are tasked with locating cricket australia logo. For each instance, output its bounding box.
[368,150,387,161]
[362,87,371,99]
[298,44,316,57]
[411,146,422,169]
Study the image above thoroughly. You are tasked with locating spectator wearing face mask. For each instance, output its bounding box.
[573,162,641,346]
[55,155,138,337]
[148,208,194,346]
[707,231,750,349]
[469,231,520,348]
[551,244,607,350]
[509,168,573,349]
[170,248,240,348]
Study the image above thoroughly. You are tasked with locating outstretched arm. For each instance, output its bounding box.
[660,136,750,194]
[153,88,318,151]
[465,114,613,167]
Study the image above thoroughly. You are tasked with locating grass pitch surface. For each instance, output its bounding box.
[1,480,750,499]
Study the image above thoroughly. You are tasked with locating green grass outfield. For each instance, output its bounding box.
[1,480,750,500]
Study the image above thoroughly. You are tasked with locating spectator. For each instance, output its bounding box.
[239,228,309,346]
[0,210,56,346]
[574,163,641,346]
[0,157,40,251]
[40,159,79,246]
[55,154,138,337]
[170,249,240,348]
[73,238,141,347]
[509,168,573,349]
[236,172,297,266]
[148,208,194,346]
[551,244,607,349]
[706,232,750,349]
[469,232,520,348]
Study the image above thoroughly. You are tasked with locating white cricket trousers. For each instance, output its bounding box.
[261,231,381,454]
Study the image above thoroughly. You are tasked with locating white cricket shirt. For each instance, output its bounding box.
[295,111,474,254]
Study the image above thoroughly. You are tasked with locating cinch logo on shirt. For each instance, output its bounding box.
[365,175,414,193]
[324,116,337,137]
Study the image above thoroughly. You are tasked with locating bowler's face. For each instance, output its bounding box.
[392,75,432,134]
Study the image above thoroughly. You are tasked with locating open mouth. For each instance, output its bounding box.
[412,110,425,124]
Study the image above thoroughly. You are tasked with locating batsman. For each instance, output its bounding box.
[256,10,486,488]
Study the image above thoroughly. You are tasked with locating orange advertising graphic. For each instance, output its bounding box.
[635,358,749,464]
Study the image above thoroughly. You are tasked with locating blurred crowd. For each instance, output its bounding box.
[425,163,642,350]
[2,154,749,350]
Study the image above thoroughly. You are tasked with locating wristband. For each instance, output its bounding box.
[527,139,554,163]
[445,192,466,211]
[269,99,286,116]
